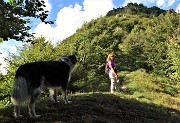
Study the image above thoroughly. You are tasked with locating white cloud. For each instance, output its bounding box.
[167,0,175,6]
[157,0,165,6]
[156,0,176,7]
[9,46,17,53]
[176,4,180,13]
[0,41,22,75]
[33,0,114,44]
[83,0,114,21]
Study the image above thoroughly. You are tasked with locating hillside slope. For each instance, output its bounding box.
[0,93,179,123]
[0,3,179,123]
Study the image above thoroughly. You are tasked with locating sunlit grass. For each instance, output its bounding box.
[121,69,180,111]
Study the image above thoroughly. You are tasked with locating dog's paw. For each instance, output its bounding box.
[68,101,72,104]
[50,98,59,104]
[65,100,72,104]
[30,115,41,119]
[14,114,23,119]
[51,99,55,103]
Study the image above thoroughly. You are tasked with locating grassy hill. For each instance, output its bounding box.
[0,92,179,123]
[0,3,180,123]
[0,69,179,122]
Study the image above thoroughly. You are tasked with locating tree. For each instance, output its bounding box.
[0,0,53,42]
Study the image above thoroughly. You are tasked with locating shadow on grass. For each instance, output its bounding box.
[0,93,180,123]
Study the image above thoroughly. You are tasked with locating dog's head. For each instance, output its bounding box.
[68,55,77,65]
[59,55,77,67]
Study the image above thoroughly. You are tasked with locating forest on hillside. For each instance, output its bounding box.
[0,3,180,108]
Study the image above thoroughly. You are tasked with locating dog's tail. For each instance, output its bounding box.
[11,77,29,106]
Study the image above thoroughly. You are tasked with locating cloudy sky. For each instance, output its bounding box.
[0,0,180,74]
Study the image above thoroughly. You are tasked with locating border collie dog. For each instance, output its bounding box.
[11,55,77,118]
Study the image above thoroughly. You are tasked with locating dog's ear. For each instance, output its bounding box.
[69,55,77,64]
[71,55,76,58]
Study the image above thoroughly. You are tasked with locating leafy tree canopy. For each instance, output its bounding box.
[0,0,53,42]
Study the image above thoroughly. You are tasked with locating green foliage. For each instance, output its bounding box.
[125,69,162,93]
[55,17,126,91]
[0,3,180,111]
[124,69,180,109]
[166,27,180,82]
[53,9,180,92]
[0,38,3,42]
[163,85,179,96]
[106,3,166,17]
[5,37,56,75]
[0,0,53,42]
[0,74,12,106]
[120,11,180,78]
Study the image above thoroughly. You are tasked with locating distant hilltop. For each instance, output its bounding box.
[106,3,167,17]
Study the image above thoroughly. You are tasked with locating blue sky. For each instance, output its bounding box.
[0,0,180,74]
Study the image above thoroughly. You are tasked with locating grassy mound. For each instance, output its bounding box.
[0,92,179,123]
[0,69,179,122]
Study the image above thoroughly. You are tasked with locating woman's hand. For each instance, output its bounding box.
[114,74,118,80]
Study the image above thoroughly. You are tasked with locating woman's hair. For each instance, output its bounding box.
[106,53,115,62]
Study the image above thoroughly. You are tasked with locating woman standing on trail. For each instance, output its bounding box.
[106,53,119,93]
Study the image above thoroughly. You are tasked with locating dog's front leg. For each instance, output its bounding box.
[28,88,41,118]
[14,105,22,118]
[29,103,41,118]
[61,88,71,104]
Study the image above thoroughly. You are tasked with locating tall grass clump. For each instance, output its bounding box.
[124,69,180,111]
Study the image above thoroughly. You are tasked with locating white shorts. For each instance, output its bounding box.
[109,69,115,79]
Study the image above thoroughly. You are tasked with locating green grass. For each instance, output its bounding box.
[123,69,180,111]
[0,92,179,123]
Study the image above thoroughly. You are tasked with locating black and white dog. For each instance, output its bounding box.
[11,55,77,118]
